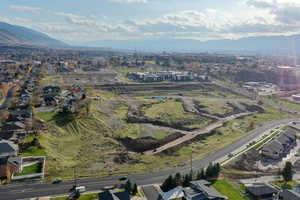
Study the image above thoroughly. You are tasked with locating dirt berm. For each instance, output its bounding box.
[120,132,184,153]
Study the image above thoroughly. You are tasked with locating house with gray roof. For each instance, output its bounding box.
[261,128,297,160]
[0,140,18,158]
[183,180,228,200]
[98,190,130,200]
[246,183,279,200]
[279,189,300,200]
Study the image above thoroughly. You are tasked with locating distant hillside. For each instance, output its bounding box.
[0,22,66,48]
[79,34,300,53]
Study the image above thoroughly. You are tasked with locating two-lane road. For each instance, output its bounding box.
[1,118,300,200]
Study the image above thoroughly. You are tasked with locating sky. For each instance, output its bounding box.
[1,0,300,43]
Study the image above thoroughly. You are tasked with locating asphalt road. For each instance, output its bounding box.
[1,118,299,200]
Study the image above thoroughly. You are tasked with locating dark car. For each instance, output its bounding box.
[52,178,63,184]
[119,176,128,181]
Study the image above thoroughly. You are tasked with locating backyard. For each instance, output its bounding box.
[213,180,247,200]
[15,162,43,176]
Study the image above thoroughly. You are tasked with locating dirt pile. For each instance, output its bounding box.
[120,132,183,153]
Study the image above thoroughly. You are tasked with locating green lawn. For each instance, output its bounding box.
[20,146,47,157]
[213,180,247,200]
[15,162,42,176]
[51,193,98,200]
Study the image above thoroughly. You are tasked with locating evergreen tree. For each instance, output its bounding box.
[200,169,206,180]
[132,183,138,195]
[174,173,182,187]
[282,162,294,182]
[196,170,202,180]
[215,163,221,179]
[125,180,132,193]
[188,170,193,181]
[161,175,174,192]
[183,174,190,187]
[205,163,214,179]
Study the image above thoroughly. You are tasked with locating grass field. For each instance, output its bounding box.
[198,101,234,115]
[40,75,63,86]
[116,123,173,139]
[36,108,120,179]
[213,180,247,200]
[144,101,212,129]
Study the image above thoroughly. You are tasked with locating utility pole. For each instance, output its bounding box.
[190,150,193,175]
[73,167,77,187]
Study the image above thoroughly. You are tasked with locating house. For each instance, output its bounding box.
[98,190,130,200]
[261,129,297,160]
[246,183,279,200]
[43,86,61,106]
[183,180,228,200]
[161,186,185,200]
[43,86,61,95]
[279,189,300,200]
[0,140,18,158]
[142,185,161,200]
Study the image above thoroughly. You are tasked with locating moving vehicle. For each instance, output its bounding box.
[75,186,86,193]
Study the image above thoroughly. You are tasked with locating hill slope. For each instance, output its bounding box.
[0,22,66,47]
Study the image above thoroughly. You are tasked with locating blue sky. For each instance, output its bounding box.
[1,0,300,43]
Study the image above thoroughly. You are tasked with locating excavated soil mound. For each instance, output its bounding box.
[120,132,183,153]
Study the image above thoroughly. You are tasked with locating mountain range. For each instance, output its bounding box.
[0,22,66,48]
[1,21,300,53]
[80,35,300,53]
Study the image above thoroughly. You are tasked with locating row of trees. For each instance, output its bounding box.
[161,163,221,192]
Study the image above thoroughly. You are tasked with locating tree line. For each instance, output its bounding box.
[161,163,221,192]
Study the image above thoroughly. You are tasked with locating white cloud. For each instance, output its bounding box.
[9,5,42,14]
[5,0,300,42]
[109,0,147,3]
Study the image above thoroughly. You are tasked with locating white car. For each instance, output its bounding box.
[75,186,86,193]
